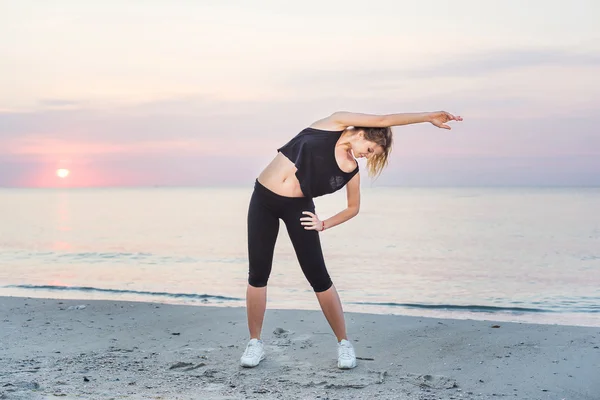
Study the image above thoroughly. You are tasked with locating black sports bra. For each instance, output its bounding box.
[277,127,359,198]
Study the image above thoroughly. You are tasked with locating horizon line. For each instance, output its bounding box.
[1,184,599,190]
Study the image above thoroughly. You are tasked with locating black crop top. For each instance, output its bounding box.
[277,127,359,198]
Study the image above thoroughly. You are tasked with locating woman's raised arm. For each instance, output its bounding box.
[310,111,462,131]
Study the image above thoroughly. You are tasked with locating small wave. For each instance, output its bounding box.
[581,255,600,261]
[3,284,242,302]
[348,301,552,313]
[56,251,154,259]
[46,251,197,264]
[0,250,246,265]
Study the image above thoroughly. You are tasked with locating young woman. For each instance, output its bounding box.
[240,110,462,369]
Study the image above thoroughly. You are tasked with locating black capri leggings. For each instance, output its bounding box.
[247,180,333,293]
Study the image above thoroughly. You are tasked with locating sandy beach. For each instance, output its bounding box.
[1,296,598,400]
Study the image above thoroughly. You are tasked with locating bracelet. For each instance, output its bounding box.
[320,221,326,231]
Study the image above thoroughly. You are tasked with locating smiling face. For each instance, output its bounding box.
[351,132,385,159]
[345,126,393,177]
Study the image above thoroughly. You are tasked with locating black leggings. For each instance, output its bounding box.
[247,180,333,293]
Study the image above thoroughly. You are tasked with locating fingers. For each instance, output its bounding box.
[433,121,451,129]
[302,221,318,230]
[444,112,463,121]
[300,210,319,230]
[433,112,462,129]
[301,221,318,227]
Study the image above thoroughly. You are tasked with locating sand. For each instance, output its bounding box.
[1,296,598,399]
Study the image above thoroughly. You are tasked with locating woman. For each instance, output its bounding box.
[240,110,462,369]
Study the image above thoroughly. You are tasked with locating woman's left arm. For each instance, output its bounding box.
[300,174,361,231]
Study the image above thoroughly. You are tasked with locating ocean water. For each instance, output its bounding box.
[0,186,599,327]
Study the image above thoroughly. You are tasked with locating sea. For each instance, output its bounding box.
[1,186,599,327]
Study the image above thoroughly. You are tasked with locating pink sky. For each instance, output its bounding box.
[1,1,599,187]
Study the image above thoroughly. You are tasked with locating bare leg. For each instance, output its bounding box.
[315,284,347,342]
[246,284,267,339]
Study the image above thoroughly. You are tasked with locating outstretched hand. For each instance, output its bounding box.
[428,111,463,130]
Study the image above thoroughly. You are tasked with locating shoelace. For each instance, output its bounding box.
[339,344,354,360]
[244,343,261,358]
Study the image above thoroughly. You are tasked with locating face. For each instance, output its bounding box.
[351,132,385,159]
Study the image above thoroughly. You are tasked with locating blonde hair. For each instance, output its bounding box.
[347,126,393,178]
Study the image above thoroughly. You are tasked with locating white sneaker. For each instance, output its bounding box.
[337,339,357,369]
[240,338,265,368]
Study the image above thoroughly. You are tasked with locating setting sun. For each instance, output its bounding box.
[56,168,70,178]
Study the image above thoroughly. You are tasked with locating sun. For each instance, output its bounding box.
[56,168,70,178]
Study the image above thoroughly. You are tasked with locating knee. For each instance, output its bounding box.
[248,271,269,288]
[248,276,269,288]
[311,277,333,293]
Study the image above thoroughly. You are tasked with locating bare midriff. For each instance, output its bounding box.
[257,152,305,198]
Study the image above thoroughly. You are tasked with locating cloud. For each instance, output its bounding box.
[283,48,600,85]
[1,87,599,187]
[0,95,334,146]
[2,92,598,155]
[406,48,600,78]
[37,99,87,107]
[0,152,265,188]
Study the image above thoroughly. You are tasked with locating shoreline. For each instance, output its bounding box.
[2,287,599,329]
[1,295,599,399]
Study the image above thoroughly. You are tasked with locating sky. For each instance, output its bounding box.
[1,0,599,188]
